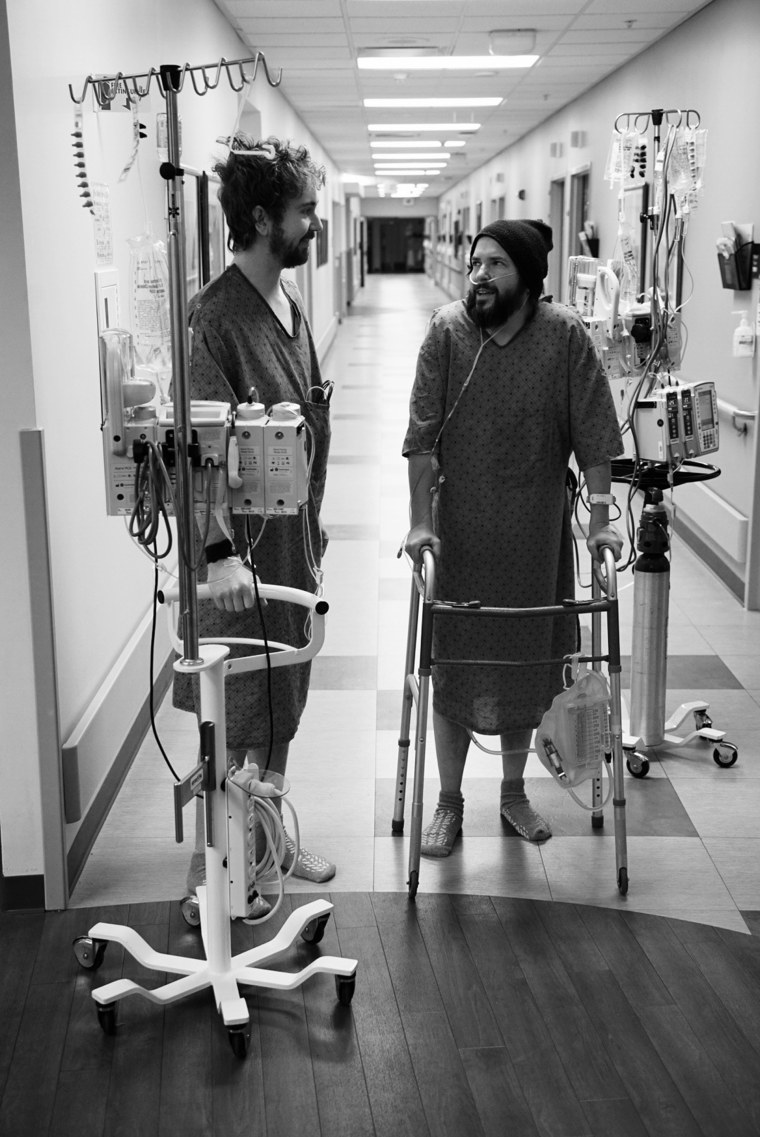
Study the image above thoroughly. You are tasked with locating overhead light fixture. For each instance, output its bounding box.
[489,29,537,55]
[368,123,481,132]
[374,166,439,173]
[371,140,442,148]
[373,154,449,162]
[364,97,502,108]
[444,141,467,148]
[358,55,536,70]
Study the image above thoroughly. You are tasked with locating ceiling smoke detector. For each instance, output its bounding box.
[488,29,537,55]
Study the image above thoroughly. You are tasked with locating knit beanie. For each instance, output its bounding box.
[470,220,548,299]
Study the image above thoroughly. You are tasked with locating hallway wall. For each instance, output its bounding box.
[433,0,760,604]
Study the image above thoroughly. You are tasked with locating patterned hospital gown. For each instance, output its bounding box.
[403,299,623,734]
[173,265,330,749]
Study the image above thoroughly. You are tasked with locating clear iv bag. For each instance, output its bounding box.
[128,233,172,400]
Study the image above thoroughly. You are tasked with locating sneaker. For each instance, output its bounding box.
[420,808,462,857]
[501,801,552,842]
[282,832,336,883]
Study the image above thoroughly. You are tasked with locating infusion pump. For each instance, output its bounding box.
[634,380,719,465]
[102,395,309,518]
[98,328,309,519]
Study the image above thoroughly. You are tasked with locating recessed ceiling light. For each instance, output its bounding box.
[368,123,481,132]
[364,97,502,108]
[358,55,537,70]
[371,140,442,148]
[444,141,467,148]
[372,153,449,161]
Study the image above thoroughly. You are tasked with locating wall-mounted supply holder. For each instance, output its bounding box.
[717,242,758,291]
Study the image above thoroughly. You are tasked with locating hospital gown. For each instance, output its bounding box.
[173,265,330,749]
[403,298,623,734]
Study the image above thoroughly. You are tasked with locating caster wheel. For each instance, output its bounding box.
[73,937,107,970]
[407,870,418,901]
[302,914,330,944]
[96,1003,117,1036]
[713,742,738,768]
[618,867,629,896]
[336,971,357,1006]
[228,1028,249,1059]
[626,753,650,778]
[180,896,200,928]
[591,813,604,830]
[391,819,404,835]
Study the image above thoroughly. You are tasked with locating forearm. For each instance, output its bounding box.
[582,460,623,561]
[408,452,437,527]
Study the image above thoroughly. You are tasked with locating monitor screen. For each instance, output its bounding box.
[698,388,714,428]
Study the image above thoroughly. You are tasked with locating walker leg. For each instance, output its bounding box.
[393,575,422,834]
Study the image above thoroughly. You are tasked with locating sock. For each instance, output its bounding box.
[500,778,551,842]
[438,789,464,820]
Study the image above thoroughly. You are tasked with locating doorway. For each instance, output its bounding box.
[366,217,425,273]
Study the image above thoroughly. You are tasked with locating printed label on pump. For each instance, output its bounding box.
[230,418,267,514]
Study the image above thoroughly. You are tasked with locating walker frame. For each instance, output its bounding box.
[392,546,629,899]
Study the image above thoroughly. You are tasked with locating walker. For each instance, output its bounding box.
[392,546,629,899]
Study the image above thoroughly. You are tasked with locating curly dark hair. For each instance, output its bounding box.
[213,134,326,253]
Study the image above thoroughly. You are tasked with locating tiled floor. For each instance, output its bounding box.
[70,273,760,935]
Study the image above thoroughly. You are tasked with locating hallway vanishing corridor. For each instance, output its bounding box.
[71,271,760,935]
[3,271,760,1137]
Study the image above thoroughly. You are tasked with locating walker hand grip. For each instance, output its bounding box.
[593,546,618,600]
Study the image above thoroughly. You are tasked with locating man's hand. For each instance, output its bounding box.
[207,556,256,612]
[586,523,623,563]
[404,523,441,565]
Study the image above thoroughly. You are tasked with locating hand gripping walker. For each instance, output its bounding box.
[73,582,358,1060]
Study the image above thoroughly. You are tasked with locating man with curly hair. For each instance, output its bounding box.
[174,135,336,891]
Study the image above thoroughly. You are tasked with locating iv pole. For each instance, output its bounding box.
[70,57,357,1058]
[610,107,738,777]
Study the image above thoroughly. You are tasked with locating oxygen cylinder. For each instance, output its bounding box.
[629,488,670,745]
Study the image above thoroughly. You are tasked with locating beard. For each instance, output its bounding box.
[269,224,313,268]
[465,284,525,327]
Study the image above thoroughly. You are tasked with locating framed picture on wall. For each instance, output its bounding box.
[184,168,228,297]
[316,217,329,267]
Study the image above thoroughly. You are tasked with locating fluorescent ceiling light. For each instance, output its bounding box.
[368,123,480,132]
[374,165,437,172]
[364,97,502,108]
[444,141,466,148]
[371,140,442,148]
[358,55,537,70]
[372,154,449,161]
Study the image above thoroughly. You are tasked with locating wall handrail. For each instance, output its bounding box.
[717,398,756,435]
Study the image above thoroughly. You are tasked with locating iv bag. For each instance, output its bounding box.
[128,233,172,399]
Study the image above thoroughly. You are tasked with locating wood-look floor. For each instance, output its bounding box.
[3,891,760,1137]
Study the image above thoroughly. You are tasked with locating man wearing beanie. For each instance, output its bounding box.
[402,219,623,856]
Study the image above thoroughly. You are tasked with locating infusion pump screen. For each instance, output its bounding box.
[698,388,715,427]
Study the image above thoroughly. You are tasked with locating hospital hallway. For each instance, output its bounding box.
[3,272,760,1136]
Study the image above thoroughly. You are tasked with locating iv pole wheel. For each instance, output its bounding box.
[228,1026,250,1059]
[96,1003,117,1036]
[179,895,201,928]
[301,914,330,944]
[73,936,107,970]
[626,752,650,779]
[335,971,357,1006]
[713,742,738,768]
